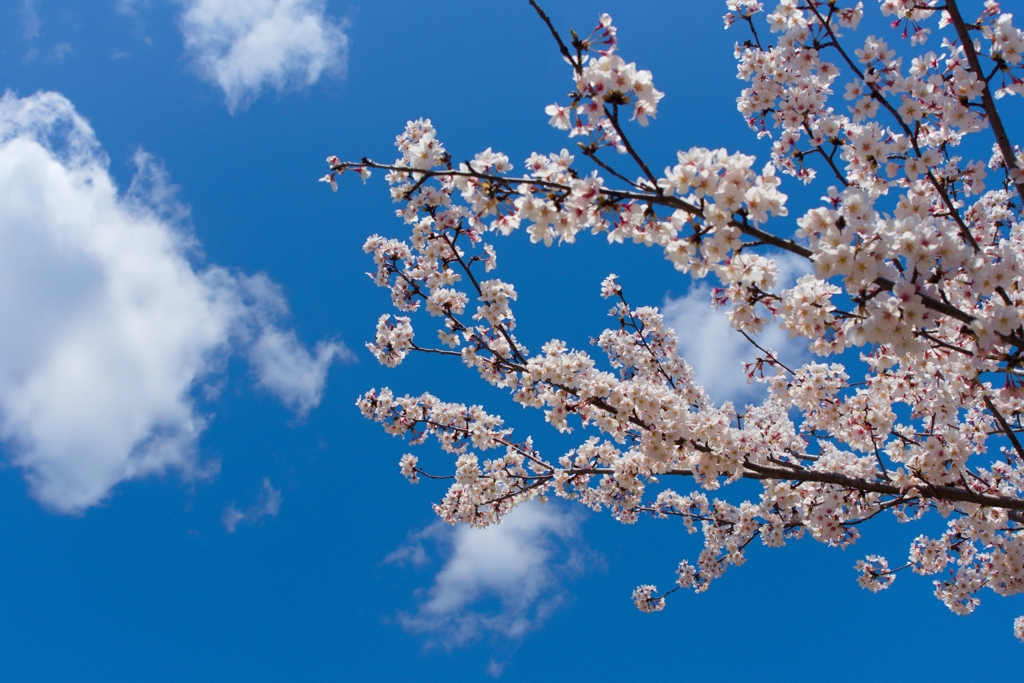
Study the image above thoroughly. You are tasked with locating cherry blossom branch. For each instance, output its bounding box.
[801,138,851,187]
[945,0,1024,206]
[346,5,1024,627]
[437,230,530,365]
[391,336,1024,515]
[804,1,981,251]
[531,2,659,185]
[739,460,1024,512]
[612,288,680,389]
[351,157,1024,349]
[475,460,1015,525]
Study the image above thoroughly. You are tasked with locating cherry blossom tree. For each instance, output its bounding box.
[323,0,1024,638]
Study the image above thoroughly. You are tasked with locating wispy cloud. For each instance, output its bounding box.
[662,252,811,406]
[244,300,355,417]
[386,503,593,649]
[21,0,40,41]
[50,42,72,64]
[179,0,349,112]
[222,478,282,532]
[0,90,348,514]
[114,0,149,15]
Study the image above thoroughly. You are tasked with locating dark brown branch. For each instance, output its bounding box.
[409,343,463,358]
[946,0,1024,206]
[984,393,1024,462]
[740,330,795,375]
[580,144,643,189]
[604,104,659,186]
[740,461,1024,512]
[562,461,1024,512]
[528,0,580,76]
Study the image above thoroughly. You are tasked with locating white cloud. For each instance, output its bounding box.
[179,0,349,112]
[386,503,590,649]
[240,274,356,413]
[21,0,40,41]
[115,0,149,15]
[382,534,429,568]
[222,477,282,532]
[51,42,72,64]
[662,252,811,406]
[0,90,348,514]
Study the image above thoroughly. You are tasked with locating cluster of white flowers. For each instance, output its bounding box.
[631,584,666,613]
[366,314,414,368]
[328,1,1024,640]
[542,13,663,133]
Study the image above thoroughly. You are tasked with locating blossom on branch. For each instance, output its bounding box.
[326,0,1024,639]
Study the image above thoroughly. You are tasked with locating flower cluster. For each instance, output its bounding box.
[327,1,1024,640]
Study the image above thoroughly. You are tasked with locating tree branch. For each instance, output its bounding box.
[945,0,1024,206]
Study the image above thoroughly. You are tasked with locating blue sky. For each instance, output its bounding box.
[0,1,1021,680]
